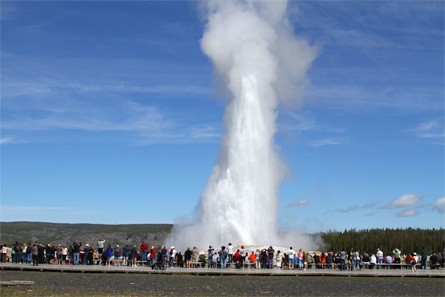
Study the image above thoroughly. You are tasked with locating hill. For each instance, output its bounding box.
[0,221,173,248]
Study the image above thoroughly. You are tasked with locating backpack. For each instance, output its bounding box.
[221,250,228,260]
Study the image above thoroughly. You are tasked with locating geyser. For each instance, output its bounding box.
[167,0,317,250]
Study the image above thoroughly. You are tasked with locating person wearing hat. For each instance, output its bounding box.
[392,248,402,268]
[240,246,246,268]
[114,245,122,265]
[169,246,176,267]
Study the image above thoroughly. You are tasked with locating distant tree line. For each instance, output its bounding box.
[316,228,445,255]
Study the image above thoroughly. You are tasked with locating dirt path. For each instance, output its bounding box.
[1,270,445,296]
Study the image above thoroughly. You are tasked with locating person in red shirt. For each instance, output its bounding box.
[140,242,148,263]
[249,252,256,268]
[149,246,157,266]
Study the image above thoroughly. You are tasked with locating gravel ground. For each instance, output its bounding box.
[1,270,444,297]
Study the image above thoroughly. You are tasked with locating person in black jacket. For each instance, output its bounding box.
[72,240,82,265]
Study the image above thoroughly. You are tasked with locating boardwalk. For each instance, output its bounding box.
[1,262,444,278]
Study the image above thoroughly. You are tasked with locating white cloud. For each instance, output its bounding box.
[288,199,310,208]
[384,194,422,209]
[330,201,377,213]
[0,137,15,145]
[395,208,418,217]
[1,95,220,144]
[188,125,220,139]
[432,197,445,214]
[412,120,445,140]
[310,137,343,147]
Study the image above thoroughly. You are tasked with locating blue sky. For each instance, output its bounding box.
[1,0,444,233]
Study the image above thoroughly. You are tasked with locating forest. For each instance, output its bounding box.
[317,228,445,255]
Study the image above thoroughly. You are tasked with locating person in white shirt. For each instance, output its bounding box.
[376,248,384,264]
[227,243,234,264]
[97,238,105,265]
[288,247,295,270]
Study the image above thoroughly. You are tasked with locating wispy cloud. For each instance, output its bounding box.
[1,205,70,212]
[187,125,220,140]
[329,201,377,214]
[0,137,15,145]
[288,199,310,208]
[412,120,445,141]
[395,208,418,218]
[279,112,346,147]
[1,94,220,145]
[432,197,445,214]
[383,194,422,209]
[310,137,344,147]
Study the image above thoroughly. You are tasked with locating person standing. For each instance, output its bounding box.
[267,246,275,269]
[140,242,148,262]
[123,245,130,266]
[169,246,176,267]
[227,243,234,264]
[288,247,295,270]
[130,245,138,267]
[207,246,214,268]
[72,240,82,265]
[149,246,157,267]
[442,249,445,268]
[219,246,228,269]
[376,248,384,264]
[392,248,402,269]
[420,248,428,270]
[97,238,105,265]
[240,246,246,268]
[13,241,22,263]
[255,249,261,269]
[61,245,68,265]
[161,246,168,263]
[410,253,418,273]
[0,244,7,263]
[114,245,122,265]
[105,244,113,266]
[32,242,39,266]
[83,244,90,265]
[184,247,192,268]
[352,249,361,270]
[275,250,282,268]
[340,249,347,271]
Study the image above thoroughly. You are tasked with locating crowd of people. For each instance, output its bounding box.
[2,240,444,272]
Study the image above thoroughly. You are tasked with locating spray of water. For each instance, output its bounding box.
[167,0,318,250]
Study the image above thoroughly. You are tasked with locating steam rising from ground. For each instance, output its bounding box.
[167,0,317,250]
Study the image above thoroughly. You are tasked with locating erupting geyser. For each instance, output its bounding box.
[167,0,317,249]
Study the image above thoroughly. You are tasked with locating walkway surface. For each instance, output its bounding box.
[1,263,444,278]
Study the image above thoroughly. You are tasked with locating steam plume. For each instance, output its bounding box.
[167,0,317,250]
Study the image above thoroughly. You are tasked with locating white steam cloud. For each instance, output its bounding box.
[166,0,317,250]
